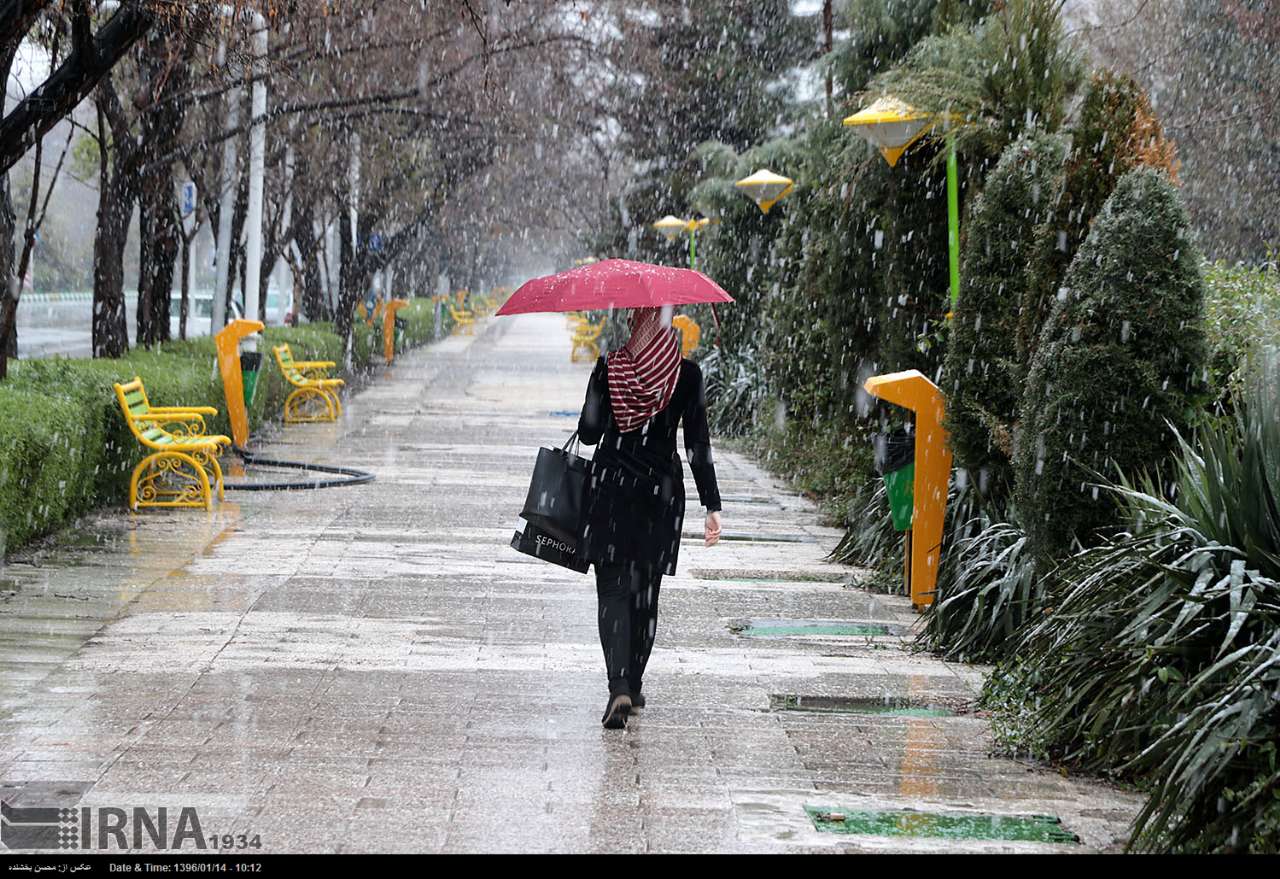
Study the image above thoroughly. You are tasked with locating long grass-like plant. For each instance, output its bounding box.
[991,354,1280,852]
[699,344,768,437]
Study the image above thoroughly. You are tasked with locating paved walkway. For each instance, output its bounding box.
[0,315,1140,853]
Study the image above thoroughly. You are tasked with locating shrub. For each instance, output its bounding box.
[988,361,1280,852]
[1022,71,1178,363]
[916,487,1042,661]
[1014,167,1208,562]
[942,132,1067,502]
[1201,259,1280,406]
[698,344,769,438]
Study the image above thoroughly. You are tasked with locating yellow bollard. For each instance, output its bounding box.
[862,369,952,611]
[383,299,409,363]
[214,318,265,449]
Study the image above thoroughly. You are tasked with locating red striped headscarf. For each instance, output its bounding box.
[607,307,682,433]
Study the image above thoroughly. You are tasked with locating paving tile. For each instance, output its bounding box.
[0,315,1142,853]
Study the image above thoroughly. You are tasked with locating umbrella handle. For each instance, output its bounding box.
[710,303,722,348]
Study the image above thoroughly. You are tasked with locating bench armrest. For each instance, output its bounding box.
[149,406,219,416]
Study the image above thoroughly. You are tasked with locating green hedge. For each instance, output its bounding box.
[0,310,447,557]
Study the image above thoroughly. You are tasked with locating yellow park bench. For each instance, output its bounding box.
[672,315,701,357]
[272,343,345,423]
[448,291,475,336]
[571,317,606,363]
[113,377,231,511]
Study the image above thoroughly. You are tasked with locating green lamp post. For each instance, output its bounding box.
[652,214,711,271]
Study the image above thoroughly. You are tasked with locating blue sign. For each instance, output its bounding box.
[180,181,197,218]
[368,233,384,253]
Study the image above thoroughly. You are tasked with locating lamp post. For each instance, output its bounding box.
[734,169,795,215]
[844,98,960,612]
[652,214,717,343]
[843,97,961,310]
[652,215,709,271]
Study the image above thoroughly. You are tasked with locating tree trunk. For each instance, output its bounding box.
[92,79,137,358]
[0,43,19,379]
[335,210,356,347]
[93,172,132,358]
[137,183,178,347]
[290,193,327,321]
[179,233,190,340]
[335,210,373,354]
[0,172,17,376]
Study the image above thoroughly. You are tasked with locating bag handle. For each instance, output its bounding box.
[561,429,580,455]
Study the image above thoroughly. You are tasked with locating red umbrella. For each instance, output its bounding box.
[496,259,733,315]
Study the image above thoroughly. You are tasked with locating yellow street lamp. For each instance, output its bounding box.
[734,168,795,214]
[843,96,961,309]
[651,215,710,269]
[650,214,719,344]
[653,215,689,243]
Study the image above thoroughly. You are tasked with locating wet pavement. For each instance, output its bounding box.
[0,314,1142,853]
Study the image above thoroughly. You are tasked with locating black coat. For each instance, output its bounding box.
[577,356,722,576]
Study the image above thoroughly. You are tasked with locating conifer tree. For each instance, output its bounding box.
[941,132,1067,503]
[1014,167,1207,561]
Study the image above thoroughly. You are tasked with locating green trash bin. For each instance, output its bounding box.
[875,428,915,532]
[240,351,263,409]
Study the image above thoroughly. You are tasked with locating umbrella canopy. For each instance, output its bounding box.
[496,259,734,316]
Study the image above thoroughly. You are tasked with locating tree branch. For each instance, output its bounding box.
[0,2,154,173]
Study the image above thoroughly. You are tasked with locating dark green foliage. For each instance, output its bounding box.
[752,416,880,536]
[918,517,1039,662]
[870,0,1082,165]
[1021,71,1170,362]
[697,345,769,438]
[0,320,437,557]
[988,364,1280,852]
[690,137,809,355]
[831,0,945,95]
[1014,168,1208,562]
[871,141,953,375]
[942,133,1067,501]
[827,480,901,578]
[757,121,887,430]
[1201,260,1280,407]
[594,1,813,268]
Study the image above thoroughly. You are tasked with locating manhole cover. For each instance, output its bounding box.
[730,619,900,638]
[804,806,1079,843]
[771,694,956,717]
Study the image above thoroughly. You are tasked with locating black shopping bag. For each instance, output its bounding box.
[520,431,590,542]
[509,520,591,573]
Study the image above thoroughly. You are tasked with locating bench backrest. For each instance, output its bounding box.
[114,377,176,448]
[272,343,306,385]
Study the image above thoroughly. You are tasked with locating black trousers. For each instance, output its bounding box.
[595,562,663,697]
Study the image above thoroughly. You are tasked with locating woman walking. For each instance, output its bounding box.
[578,305,722,729]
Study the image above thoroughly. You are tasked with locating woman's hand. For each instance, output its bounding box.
[705,511,722,547]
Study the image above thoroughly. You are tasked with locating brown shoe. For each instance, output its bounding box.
[601,693,631,729]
